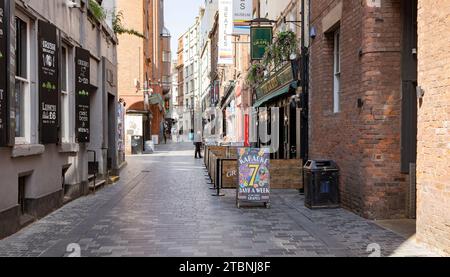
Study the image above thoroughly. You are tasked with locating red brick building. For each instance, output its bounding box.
[416,0,450,256]
[117,0,171,152]
[309,0,418,219]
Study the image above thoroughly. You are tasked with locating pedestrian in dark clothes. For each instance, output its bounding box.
[194,131,203,159]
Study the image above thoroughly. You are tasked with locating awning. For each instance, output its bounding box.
[253,81,298,108]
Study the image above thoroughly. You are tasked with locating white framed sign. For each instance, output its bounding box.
[218,0,233,65]
[233,0,252,35]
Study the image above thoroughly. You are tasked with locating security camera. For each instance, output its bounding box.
[66,0,81,8]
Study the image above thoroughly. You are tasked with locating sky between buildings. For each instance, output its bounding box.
[164,0,204,57]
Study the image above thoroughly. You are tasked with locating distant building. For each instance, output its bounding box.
[116,0,171,151]
[178,17,201,141]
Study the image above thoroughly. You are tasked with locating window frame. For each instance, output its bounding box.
[60,44,73,144]
[14,13,32,145]
[333,28,341,114]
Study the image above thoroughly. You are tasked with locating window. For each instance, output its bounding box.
[15,15,31,144]
[18,175,28,215]
[190,80,194,93]
[333,28,341,113]
[162,51,171,63]
[61,46,71,143]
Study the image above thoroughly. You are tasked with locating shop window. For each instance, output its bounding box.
[333,28,341,114]
[14,15,31,144]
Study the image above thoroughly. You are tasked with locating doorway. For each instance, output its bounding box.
[400,0,418,219]
[107,94,116,172]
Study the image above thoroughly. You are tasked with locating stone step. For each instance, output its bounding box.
[89,180,106,190]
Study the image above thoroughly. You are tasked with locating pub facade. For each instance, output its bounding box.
[0,0,119,238]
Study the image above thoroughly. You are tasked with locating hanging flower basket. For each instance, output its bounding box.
[246,63,266,88]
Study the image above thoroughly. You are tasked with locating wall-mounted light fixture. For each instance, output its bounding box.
[310,27,317,39]
[417,86,425,99]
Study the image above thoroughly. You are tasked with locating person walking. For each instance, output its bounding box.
[194,131,203,159]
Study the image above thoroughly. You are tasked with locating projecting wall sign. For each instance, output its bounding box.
[38,20,59,144]
[0,0,7,146]
[75,47,91,143]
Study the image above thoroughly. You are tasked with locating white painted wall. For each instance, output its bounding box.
[0,0,118,212]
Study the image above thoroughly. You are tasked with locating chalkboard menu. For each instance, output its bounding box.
[237,148,271,206]
[0,0,8,146]
[38,20,59,144]
[75,47,90,143]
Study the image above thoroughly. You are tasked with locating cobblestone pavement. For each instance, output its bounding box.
[0,143,440,257]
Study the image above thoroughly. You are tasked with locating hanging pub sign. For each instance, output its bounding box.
[250,26,272,60]
[237,148,271,208]
[38,20,59,144]
[75,47,91,143]
[0,0,7,146]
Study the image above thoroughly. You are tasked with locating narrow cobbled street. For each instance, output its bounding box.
[0,143,437,257]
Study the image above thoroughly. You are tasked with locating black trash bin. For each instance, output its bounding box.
[303,160,340,209]
[131,135,143,155]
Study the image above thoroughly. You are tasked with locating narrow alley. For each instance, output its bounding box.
[0,143,437,257]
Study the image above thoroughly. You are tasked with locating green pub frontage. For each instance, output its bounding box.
[203,59,305,203]
[253,60,304,191]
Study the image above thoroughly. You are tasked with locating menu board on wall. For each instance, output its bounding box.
[0,0,8,146]
[237,148,270,205]
[75,47,91,143]
[38,20,59,144]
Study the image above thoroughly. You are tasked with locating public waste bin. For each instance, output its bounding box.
[303,160,340,209]
[131,136,143,155]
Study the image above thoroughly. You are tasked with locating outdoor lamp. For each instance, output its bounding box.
[310,26,317,39]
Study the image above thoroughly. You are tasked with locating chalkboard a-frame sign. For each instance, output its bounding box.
[0,0,8,146]
[237,148,271,208]
[75,47,91,143]
[38,20,59,144]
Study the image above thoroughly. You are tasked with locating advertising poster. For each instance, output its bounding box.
[38,20,59,144]
[233,0,252,35]
[75,47,91,143]
[218,0,233,65]
[237,148,270,204]
[0,0,7,146]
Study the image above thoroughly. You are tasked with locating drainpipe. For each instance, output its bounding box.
[300,0,309,163]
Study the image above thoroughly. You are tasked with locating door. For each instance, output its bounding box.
[401,0,418,219]
[401,0,418,173]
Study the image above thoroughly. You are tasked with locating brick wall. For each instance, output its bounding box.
[117,0,144,107]
[416,0,450,256]
[310,0,408,219]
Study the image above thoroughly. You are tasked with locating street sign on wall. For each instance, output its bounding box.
[218,0,233,65]
[233,0,252,35]
[251,27,272,60]
[75,47,91,143]
[0,0,8,146]
[237,148,270,205]
[38,20,59,144]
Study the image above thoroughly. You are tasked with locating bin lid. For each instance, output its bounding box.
[304,160,339,171]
